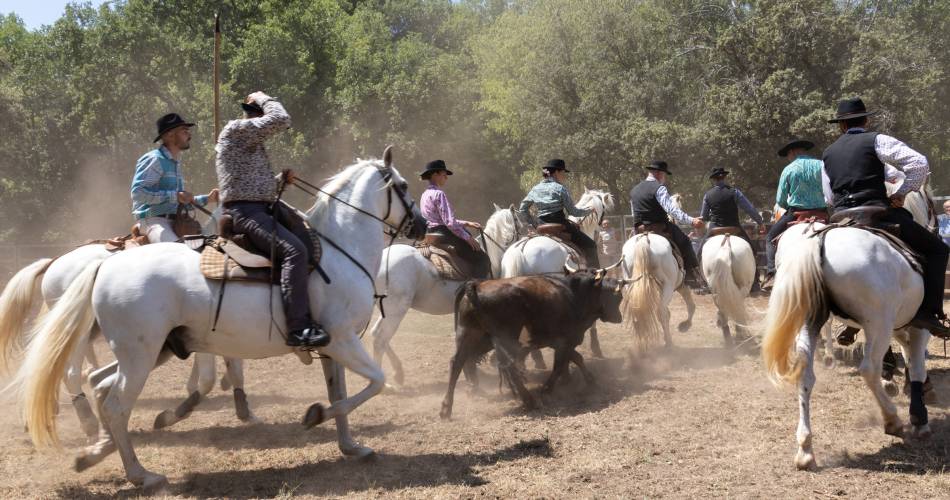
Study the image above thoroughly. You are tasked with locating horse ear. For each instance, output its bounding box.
[509,203,516,210]
[493,202,502,211]
[383,145,393,167]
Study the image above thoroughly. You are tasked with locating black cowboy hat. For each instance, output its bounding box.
[419,159,453,179]
[542,158,570,173]
[777,138,815,157]
[708,166,730,179]
[241,101,264,115]
[827,97,879,123]
[645,160,672,175]
[154,113,195,142]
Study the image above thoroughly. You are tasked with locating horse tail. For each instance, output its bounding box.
[13,258,103,448]
[762,232,825,386]
[0,258,54,376]
[621,235,663,348]
[708,236,748,325]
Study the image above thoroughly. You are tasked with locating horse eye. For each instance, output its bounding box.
[400,182,408,190]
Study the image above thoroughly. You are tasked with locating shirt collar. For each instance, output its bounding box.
[426,182,441,191]
[646,173,658,182]
[845,127,866,134]
[158,145,179,164]
[714,180,726,187]
[542,177,557,184]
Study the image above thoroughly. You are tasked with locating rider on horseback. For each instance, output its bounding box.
[822,97,949,336]
[519,159,599,267]
[419,160,491,278]
[215,91,330,348]
[629,160,704,288]
[762,139,827,290]
[699,166,764,249]
[131,113,218,243]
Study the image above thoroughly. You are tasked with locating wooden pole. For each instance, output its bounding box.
[213,13,221,142]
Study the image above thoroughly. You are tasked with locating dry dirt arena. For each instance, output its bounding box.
[2,295,950,498]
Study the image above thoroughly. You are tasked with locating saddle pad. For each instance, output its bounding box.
[417,244,469,281]
[199,245,271,282]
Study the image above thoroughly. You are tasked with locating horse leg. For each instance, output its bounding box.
[318,357,373,458]
[530,349,547,370]
[858,323,902,438]
[676,285,695,332]
[881,346,899,397]
[153,352,215,430]
[65,333,100,442]
[794,322,821,470]
[717,310,733,347]
[821,319,836,368]
[896,329,932,439]
[370,303,410,388]
[224,357,259,424]
[661,306,673,348]
[307,331,385,427]
[588,323,604,358]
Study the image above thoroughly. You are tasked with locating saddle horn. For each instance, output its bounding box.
[383,145,394,167]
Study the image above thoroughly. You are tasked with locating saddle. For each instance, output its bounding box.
[416,233,479,281]
[516,224,587,268]
[790,209,829,225]
[537,223,572,241]
[706,226,741,237]
[828,206,899,236]
[85,226,150,252]
[635,223,684,276]
[196,203,323,283]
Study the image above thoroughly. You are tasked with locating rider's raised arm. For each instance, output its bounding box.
[735,188,764,224]
[559,185,592,218]
[226,95,291,143]
[656,185,691,225]
[875,134,928,196]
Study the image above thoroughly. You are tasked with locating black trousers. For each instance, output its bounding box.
[429,225,491,279]
[879,207,948,317]
[765,209,798,275]
[225,201,313,331]
[539,213,600,268]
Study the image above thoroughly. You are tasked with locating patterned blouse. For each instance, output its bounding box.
[420,183,471,241]
[215,97,290,203]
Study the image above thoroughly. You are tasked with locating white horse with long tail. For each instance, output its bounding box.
[0,218,256,443]
[500,189,615,359]
[762,220,932,470]
[620,229,696,349]
[700,232,756,346]
[10,150,426,492]
[369,205,532,388]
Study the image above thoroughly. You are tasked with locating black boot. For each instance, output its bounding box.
[287,324,331,348]
[908,312,950,338]
[836,326,860,346]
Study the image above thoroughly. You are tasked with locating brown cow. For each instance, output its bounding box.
[440,269,626,420]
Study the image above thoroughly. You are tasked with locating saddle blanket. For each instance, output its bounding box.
[417,244,470,281]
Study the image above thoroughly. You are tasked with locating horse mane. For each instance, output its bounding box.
[307,158,387,227]
[484,206,517,247]
[572,189,615,229]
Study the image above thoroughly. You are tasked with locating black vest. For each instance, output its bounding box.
[822,131,888,209]
[629,180,667,225]
[704,184,740,227]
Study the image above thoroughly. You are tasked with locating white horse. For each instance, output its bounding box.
[11,151,426,492]
[619,231,696,349]
[0,220,255,443]
[700,234,756,347]
[500,189,615,359]
[762,221,932,470]
[369,205,533,387]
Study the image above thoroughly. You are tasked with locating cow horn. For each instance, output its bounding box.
[602,257,624,271]
[563,262,578,274]
[594,268,605,280]
[383,145,393,167]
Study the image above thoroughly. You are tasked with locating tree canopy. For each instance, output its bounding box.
[0,0,947,242]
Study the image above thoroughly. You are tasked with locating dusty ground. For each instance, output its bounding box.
[2,295,950,498]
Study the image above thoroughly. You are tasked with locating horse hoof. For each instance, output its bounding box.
[907,423,932,441]
[822,356,835,369]
[142,474,170,496]
[794,450,817,471]
[220,376,232,392]
[393,372,405,386]
[152,410,177,430]
[677,321,691,333]
[342,444,376,460]
[383,382,403,393]
[884,421,904,438]
[302,403,326,429]
[883,380,899,398]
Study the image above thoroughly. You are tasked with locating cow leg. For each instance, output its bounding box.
[493,337,537,410]
[530,349,547,370]
[541,348,571,393]
[717,310,733,347]
[462,336,492,393]
[588,324,604,358]
[441,323,483,420]
[569,349,596,386]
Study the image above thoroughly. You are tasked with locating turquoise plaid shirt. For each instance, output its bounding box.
[130,146,207,219]
[775,155,826,210]
[519,178,591,218]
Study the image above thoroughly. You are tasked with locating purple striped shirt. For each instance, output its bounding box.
[420,184,471,241]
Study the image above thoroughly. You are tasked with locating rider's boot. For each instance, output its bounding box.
[908,311,950,338]
[836,326,860,346]
[682,267,703,291]
[287,324,331,348]
[760,272,775,291]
